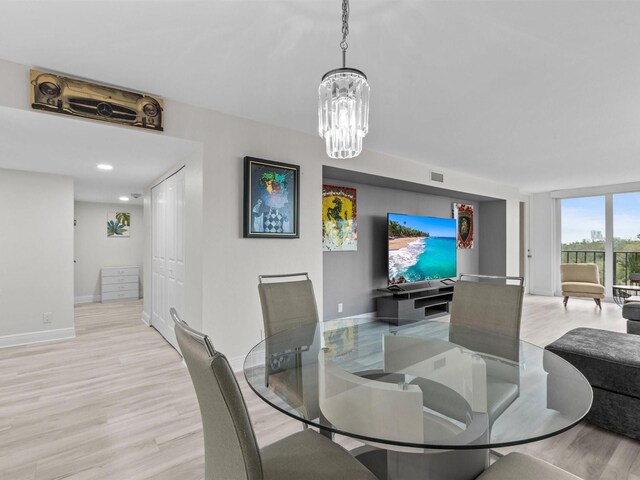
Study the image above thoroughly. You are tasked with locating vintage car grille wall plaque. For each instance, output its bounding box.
[30,69,164,131]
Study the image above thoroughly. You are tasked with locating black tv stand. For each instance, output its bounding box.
[376,284,454,323]
[383,282,437,294]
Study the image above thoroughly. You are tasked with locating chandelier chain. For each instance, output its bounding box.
[319,0,370,159]
[340,0,349,52]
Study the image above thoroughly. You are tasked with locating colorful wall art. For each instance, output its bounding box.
[453,203,474,249]
[107,212,130,237]
[322,184,357,251]
[243,157,299,238]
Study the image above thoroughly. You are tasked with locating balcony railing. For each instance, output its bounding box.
[561,250,640,285]
[613,251,640,285]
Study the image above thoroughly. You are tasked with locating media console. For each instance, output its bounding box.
[376,284,454,322]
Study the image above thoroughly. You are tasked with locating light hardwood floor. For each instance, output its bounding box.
[0,296,637,479]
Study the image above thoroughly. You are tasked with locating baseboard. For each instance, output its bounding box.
[324,311,377,321]
[141,311,151,326]
[529,290,555,297]
[74,295,100,304]
[229,354,245,373]
[75,295,143,305]
[0,327,76,349]
[342,311,377,319]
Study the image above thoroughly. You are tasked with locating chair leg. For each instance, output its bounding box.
[595,298,602,309]
[563,296,569,307]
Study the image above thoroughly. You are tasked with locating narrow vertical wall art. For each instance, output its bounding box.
[453,203,474,249]
[322,184,357,251]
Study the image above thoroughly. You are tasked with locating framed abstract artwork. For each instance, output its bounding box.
[453,203,474,249]
[243,157,300,238]
[107,212,130,237]
[322,184,357,251]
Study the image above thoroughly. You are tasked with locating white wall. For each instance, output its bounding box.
[529,192,556,296]
[193,110,325,362]
[0,58,522,364]
[0,168,74,347]
[74,201,144,303]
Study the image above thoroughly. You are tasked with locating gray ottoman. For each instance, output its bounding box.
[546,328,640,440]
[623,302,640,335]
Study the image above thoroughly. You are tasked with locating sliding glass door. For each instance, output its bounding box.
[560,192,640,297]
[560,196,606,285]
[613,193,640,286]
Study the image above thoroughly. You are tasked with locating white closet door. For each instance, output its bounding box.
[151,168,185,349]
[151,180,168,338]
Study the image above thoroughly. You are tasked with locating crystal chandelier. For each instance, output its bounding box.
[318,0,370,159]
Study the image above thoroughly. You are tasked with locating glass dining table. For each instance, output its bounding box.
[243,317,593,480]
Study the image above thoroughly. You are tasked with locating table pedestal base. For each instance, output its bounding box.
[353,446,489,480]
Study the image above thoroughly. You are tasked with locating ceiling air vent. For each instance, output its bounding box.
[430,170,444,183]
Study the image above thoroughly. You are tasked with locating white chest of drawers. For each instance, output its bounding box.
[101,266,140,302]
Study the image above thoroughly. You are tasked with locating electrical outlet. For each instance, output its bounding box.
[43,312,53,324]
[338,303,343,313]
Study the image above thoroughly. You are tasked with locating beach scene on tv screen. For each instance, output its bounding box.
[388,213,457,284]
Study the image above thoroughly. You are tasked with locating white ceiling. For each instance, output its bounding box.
[0,1,639,192]
[0,106,195,204]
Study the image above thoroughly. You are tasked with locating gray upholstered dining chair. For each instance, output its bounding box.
[257,273,319,338]
[170,308,375,480]
[412,274,525,425]
[450,274,525,344]
[257,273,322,425]
[450,274,524,422]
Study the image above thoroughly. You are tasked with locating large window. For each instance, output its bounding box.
[561,196,605,285]
[613,192,640,285]
[560,191,640,294]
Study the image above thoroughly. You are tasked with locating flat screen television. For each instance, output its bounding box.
[387,213,457,285]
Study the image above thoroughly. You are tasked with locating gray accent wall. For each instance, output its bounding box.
[322,179,482,319]
[479,200,507,276]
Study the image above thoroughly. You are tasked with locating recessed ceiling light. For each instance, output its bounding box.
[97,164,113,170]
[119,196,129,202]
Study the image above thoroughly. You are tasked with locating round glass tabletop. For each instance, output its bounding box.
[243,317,592,450]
